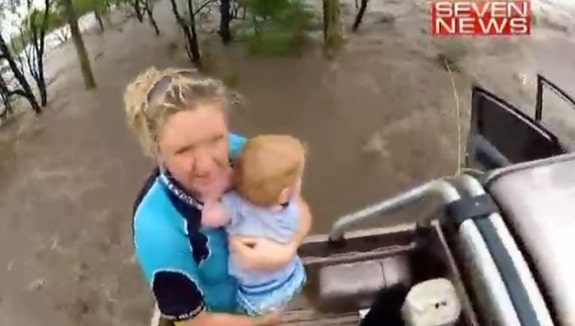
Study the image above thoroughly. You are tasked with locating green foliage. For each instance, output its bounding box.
[9,6,62,53]
[18,0,110,36]
[3,0,116,58]
[19,6,62,36]
[238,0,314,57]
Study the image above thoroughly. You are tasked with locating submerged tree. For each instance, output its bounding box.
[219,0,232,44]
[0,0,45,114]
[129,0,144,22]
[323,0,343,56]
[240,0,313,57]
[61,0,97,89]
[169,0,201,66]
[17,0,52,106]
[142,0,160,36]
[92,0,106,33]
[127,0,160,35]
[0,72,14,118]
[352,0,368,32]
[0,39,42,114]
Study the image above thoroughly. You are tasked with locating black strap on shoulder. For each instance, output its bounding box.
[132,167,160,217]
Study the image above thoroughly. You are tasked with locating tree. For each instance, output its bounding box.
[129,0,144,22]
[0,72,15,118]
[352,0,368,32]
[142,0,160,36]
[92,0,106,33]
[0,38,42,113]
[0,0,43,114]
[219,0,232,44]
[322,0,343,57]
[126,0,159,35]
[17,0,52,106]
[239,0,312,57]
[169,0,201,66]
[60,0,97,89]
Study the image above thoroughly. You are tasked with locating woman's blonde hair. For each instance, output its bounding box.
[233,135,306,206]
[123,67,229,157]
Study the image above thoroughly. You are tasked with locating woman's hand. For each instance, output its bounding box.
[229,236,297,271]
[252,309,283,325]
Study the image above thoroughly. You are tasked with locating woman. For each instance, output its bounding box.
[124,67,312,326]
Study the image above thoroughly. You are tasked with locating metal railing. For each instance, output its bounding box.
[328,178,459,241]
[327,174,553,326]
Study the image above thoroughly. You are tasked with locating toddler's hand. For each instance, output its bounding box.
[201,200,230,228]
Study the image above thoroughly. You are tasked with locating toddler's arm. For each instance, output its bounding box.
[229,235,295,271]
[228,195,311,271]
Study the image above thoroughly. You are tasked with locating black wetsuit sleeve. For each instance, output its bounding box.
[152,270,205,321]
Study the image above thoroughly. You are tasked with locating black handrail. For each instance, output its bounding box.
[535,74,575,121]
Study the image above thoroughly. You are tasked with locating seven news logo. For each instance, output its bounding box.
[431,1,531,36]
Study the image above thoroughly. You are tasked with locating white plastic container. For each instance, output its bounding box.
[401,278,462,326]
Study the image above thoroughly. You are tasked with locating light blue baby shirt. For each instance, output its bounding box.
[222,191,300,286]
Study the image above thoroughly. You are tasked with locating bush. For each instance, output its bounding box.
[238,0,314,57]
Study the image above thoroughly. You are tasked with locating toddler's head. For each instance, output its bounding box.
[233,134,306,207]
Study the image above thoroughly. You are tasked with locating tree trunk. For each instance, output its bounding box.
[186,0,201,66]
[219,0,232,45]
[143,1,160,36]
[0,74,14,118]
[61,0,97,89]
[0,35,42,114]
[30,0,50,106]
[322,0,343,57]
[352,0,368,32]
[94,11,105,33]
[131,0,144,22]
[168,0,201,66]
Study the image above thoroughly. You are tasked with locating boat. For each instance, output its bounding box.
[152,75,575,325]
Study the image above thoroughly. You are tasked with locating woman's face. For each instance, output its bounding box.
[157,104,229,196]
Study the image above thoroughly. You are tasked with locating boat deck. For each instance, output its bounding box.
[281,295,360,325]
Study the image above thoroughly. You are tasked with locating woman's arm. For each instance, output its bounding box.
[136,218,280,326]
[135,206,263,326]
[180,310,280,326]
[228,195,313,270]
[138,239,276,326]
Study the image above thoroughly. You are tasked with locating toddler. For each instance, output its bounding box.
[205,134,307,316]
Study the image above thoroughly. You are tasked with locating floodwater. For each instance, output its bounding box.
[0,0,574,325]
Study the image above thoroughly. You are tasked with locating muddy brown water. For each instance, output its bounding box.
[0,1,574,325]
